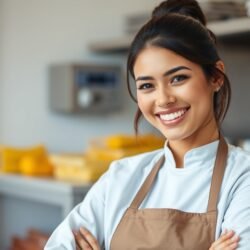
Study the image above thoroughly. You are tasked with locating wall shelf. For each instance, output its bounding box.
[89,17,250,53]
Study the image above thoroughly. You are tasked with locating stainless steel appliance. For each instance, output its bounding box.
[49,63,122,113]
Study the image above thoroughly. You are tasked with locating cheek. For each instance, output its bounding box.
[137,95,154,119]
[197,85,214,103]
[188,88,215,117]
[183,82,213,104]
[137,96,147,113]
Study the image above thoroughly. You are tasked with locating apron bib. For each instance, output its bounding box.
[110,137,228,250]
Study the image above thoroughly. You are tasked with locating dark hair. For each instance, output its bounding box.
[127,0,231,134]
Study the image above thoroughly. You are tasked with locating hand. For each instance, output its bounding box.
[209,230,240,250]
[73,227,101,250]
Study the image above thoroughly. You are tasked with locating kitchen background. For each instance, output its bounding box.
[0,0,250,249]
[0,0,159,153]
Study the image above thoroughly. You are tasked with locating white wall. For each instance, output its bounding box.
[0,0,3,141]
[1,0,162,152]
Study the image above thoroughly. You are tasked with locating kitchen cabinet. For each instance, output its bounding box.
[0,173,92,250]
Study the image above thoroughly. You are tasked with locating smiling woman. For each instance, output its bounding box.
[45,0,250,250]
[133,47,224,167]
[135,49,217,139]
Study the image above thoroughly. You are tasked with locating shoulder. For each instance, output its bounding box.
[218,145,250,246]
[228,144,250,170]
[225,144,250,191]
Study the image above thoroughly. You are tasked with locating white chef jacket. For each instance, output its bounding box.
[45,140,250,249]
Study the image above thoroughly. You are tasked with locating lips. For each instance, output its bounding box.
[160,109,187,121]
[156,107,189,124]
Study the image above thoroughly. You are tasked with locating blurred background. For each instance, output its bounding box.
[0,0,250,249]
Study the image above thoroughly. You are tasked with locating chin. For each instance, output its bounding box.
[160,129,192,142]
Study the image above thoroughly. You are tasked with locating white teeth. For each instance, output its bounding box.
[159,109,186,121]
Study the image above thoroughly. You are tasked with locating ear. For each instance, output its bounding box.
[215,60,225,73]
[211,60,225,92]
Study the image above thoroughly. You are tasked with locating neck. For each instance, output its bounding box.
[168,121,219,168]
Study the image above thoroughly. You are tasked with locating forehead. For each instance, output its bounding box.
[133,46,197,77]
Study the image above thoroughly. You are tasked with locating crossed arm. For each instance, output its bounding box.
[74,227,240,250]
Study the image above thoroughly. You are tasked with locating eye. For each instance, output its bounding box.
[170,75,189,85]
[137,83,154,90]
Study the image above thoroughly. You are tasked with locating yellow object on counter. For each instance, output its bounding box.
[105,133,164,149]
[49,154,100,183]
[89,133,165,162]
[51,133,165,183]
[19,156,53,176]
[0,145,53,176]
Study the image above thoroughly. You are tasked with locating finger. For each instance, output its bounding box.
[229,234,240,245]
[212,230,235,247]
[227,241,239,250]
[223,233,240,247]
[79,227,100,250]
[73,230,93,250]
[76,244,82,250]
[217,241,239,250]
[214,234,240,250]
[209,241,238,250]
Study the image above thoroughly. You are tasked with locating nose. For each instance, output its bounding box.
[155,87,176,107]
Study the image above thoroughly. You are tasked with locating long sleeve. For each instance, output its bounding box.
[221,169,250,249]
[44,172,108,250]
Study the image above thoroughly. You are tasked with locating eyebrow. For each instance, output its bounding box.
[135,66,191,82]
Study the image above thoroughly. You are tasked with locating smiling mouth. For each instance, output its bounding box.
[158,108,189,122]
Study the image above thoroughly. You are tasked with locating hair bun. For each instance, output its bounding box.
[152,0,207,26]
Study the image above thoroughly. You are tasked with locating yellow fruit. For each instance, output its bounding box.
[19,155,53,176]
[0,144,51,176]
[0,145,47,173]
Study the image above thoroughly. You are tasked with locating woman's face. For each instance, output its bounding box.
[133,46,219,143]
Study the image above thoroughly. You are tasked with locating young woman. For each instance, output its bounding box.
[45,0,250,249]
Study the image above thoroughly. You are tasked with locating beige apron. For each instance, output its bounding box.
[110,137,228,250]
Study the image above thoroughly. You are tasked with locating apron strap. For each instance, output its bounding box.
[130,155,165,209]
[130,136,228,211]
[207,136,228,212]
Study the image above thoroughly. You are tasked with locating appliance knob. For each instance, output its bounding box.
[77,89,94,108]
